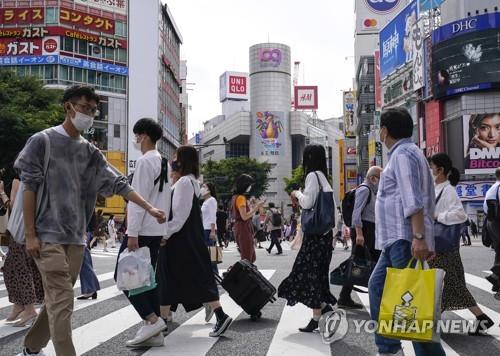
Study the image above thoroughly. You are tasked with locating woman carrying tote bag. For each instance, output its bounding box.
[278,145,337,333]
[428,153,493,335]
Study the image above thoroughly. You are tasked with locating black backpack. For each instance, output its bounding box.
[271,209,282,226]
[341,184,371,228]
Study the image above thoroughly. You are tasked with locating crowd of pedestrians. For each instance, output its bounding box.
[0,85,499,356]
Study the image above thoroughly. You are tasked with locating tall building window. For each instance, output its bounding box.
[114,124,121,138]
[45,8,58,24]
[116,48,127,63]
[115,21,127,37]
[63,37,74,52]
[367,63,374,74]
[77,39,87,55]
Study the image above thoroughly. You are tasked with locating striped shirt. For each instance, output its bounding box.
[375,138,436,251]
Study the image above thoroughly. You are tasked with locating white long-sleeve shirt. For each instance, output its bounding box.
[294,171,333,210]
[484,181,500,214]
[435,181,467,225]
[127,150,170,238]
[201,196,217,230]
[166,174,200,239]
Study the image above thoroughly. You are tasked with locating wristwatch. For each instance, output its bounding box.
[413,233,425,241]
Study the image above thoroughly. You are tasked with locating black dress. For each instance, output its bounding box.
[278,231,337,309]
[157,185,219,312]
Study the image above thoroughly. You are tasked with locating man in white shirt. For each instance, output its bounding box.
[484,168,500,300]
[118,118,171,348]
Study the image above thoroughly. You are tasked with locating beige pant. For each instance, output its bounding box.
[24,243,84,356]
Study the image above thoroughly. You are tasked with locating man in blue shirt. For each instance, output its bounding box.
[368,108,444,356]
[484,168,500,300]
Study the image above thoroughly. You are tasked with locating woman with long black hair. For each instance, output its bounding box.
[278,144,337,332]
[158,146,232,337]
[429,153,493,335]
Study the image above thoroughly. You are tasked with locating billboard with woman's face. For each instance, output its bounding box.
[463,113,500,174]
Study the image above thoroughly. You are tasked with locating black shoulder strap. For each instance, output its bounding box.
[313,171,324,192]
[436,187,445,205]
[154,157,169,192]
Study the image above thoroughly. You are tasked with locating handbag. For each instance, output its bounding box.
[330,245,375,292]
[433,187,463,253]
[208,245,223,264]
[486,185,500,223]
[301,172,335,236]
[7,131,51,244]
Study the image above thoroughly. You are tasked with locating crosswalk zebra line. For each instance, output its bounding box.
[266,303,331,356]
[452,305,500,342]
[0,283,123,338]
[464,273,494,294]
[143,270,275,356]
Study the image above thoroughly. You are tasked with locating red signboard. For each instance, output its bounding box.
[294,86,319,110]
[424,100,443,157]
[0,38,43,56]
[0,8,44,25]
[0,26,126,49]
[228,75,247,94]
[60,7,115,35]
[374,50,382,109]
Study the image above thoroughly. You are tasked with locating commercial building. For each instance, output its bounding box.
[195,43,333,212]
[128,0,183,170]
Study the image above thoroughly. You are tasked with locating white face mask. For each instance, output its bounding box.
[132,136,143,151]
[246,185,252,194]
[71,111,94,132]
[200,187,209,197]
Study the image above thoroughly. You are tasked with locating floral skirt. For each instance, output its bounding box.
[278,231,337,309]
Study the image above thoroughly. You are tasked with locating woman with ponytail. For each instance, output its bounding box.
[429,153,494,335]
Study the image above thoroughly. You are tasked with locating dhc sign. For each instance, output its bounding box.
[365,0,400,14]
[452,19,477,34]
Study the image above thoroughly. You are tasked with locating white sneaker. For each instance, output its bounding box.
[376,350,404,356]
[204,304,215,323]
[20,349,46,356]
[126,318,167,346]
[126,333,164,348]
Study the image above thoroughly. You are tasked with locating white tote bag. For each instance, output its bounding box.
[7,131,50,244]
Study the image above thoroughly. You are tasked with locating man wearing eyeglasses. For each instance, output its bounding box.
[14,85,166,356]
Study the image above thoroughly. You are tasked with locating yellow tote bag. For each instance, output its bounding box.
[378,259,445,343]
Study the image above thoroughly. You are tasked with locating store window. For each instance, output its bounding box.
[104,47,114,61]
[74,68,84,82]
[88,70,96,85]
[45,8,58,24]
[115,21,127,37]
[44,65,56,81]
[116,48,127,63]
[83,125,108,151]
[114,124,121,138]
[59,66,70,82]
[62,37,74,52]
[96,98,109,122]
[77,39,87,55]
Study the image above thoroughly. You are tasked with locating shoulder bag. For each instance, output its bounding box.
[301,172,335,236]
[434,186,464,253]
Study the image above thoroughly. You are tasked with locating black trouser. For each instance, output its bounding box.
[487,220,500,278]
[217,229,226,247]
[115,235,161,320]
[461,227,471,245]
[339,221,380,301]
[268,229,283,254]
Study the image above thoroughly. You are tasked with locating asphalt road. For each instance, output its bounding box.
[0,237,499,356]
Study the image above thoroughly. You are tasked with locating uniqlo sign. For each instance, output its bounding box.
[228,76,247,94]
[219,71,249,101]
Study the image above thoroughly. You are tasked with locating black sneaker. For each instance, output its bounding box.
[468,314,494,336]
[338,299,364,310]
[209,314,233,337]
[299,318,319,332]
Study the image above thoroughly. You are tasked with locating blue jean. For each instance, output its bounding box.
[368,239,445,356]
[204,230,219,275]
[79,247,100,294]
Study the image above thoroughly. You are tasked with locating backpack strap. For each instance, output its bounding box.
[153,157,169,192]
[435,186,446,205]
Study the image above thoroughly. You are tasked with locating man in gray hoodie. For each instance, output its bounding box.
[16,85,165,356]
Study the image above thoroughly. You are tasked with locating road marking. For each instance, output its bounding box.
[452,304,500,342]
[266,303,331,356]
[0,284,123,338]
[465,273,494,295]
[144,270,276,356]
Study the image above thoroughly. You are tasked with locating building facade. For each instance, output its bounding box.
[128,0,183,171]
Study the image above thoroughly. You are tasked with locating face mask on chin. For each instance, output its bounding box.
[71,111,94,132]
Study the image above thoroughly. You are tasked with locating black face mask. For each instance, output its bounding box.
[170,160,181,172]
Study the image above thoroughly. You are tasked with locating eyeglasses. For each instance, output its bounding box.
[72,103,100,117]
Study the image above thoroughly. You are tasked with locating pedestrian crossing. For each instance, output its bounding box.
[1,265,500,355]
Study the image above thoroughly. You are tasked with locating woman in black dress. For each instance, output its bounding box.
[157,146,232,337]
[278,145,337,332]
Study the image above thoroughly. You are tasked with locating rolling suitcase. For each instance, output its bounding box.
[215,260,276,321]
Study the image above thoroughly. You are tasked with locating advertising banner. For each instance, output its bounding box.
[345,164,358,192]
[345,138,358,164]
[294,86,318,110]
[339,139,345,200]
[355,0,405,34]
[0,55,58,66]
[255,111,286,157]
[258,48,283,68]
[0,8,44,25]
[432,12,500,44]
[419,0,445,12]
[0,38,42,56]
[374,51,382,109]
[432,27,500,98]
[60,7,115,35]
[412,20,424,91]
[379,0,419,79]
[59,55,128,75]
[75,0,127,15]
[343,91,356,137]
[423,36,433,99]
[219,71,249,102]
[456,181,496,202]
[424,100,442,158]
[463,113,500,174]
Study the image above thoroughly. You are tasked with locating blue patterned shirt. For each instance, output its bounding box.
[375,138,436,251]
